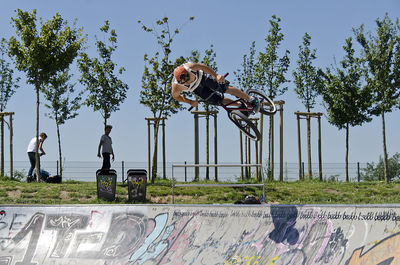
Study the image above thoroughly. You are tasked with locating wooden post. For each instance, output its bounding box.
[147,119,151,181]
[279,104,284,182]
[1,116,4,176]
[240,131,243,180]
[205,113,210,180]
[318,115,322,181]
[162,118,166,179]
[254,119,259,180]
[9,114,13,179]
[194,112,199,181]
[357,162,360,182]
[296,114,302,180]
[185,161,187,182]
[295,111,324,181]
[306,115,312,177]
[259,112,263,181]
[122,160,125,183]
[244,134,248,179]
[213,113,218,181]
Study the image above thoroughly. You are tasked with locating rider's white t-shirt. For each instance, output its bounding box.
[172,63,203,92]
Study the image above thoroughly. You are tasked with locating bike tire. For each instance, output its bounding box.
[245,89,277,115]
[228,110,261,141]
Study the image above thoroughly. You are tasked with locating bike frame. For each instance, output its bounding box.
[220,98,253,114]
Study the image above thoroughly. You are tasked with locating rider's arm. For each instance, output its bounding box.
[187,63,216,77]
[185,63,224,82]
[172,83,197,106]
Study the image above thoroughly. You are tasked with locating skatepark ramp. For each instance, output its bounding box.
[0,204,399,264]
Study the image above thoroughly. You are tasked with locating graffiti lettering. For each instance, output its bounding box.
[12,213,45,265]
[346,232,400,265]
[45,214,89,258]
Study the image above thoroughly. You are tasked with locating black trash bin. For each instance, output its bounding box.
[127,169,147,202]
[96,169,117,201]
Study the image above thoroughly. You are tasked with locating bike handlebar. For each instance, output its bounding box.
[188,73,229,112]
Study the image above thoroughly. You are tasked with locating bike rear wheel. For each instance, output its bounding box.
[228,110,261,141]
[246,89,277,115]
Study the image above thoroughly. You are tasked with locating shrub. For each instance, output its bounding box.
[361,153,400,181]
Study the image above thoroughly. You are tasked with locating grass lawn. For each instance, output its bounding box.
[0,177,399,205]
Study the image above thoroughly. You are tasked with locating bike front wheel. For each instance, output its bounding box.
[246,89,277,115]
[228,110,261,141]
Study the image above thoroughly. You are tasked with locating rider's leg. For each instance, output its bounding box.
[226,86,260,113]
[222,97,240,106]
[225,86,251,101]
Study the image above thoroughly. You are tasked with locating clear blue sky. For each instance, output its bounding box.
[1,0,399,169]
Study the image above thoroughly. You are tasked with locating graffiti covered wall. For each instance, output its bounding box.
[0,204,400,264]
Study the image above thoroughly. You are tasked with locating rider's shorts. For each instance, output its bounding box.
[193,74,228,106]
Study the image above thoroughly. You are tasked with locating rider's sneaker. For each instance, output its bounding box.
[249,96,260,114]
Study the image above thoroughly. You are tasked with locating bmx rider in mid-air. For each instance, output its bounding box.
[171,62,260,112]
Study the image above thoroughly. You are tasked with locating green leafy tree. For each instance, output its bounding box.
[235,41,258,90]
[0,38,20,176]
[255,15,290,179]
[8,9,84,181]
[293,32,322,112]
[139,16,194,183]
[293,32,323,177]
[319,37,372,182]
[353,14,400,183]
[256,15,291,99]
[43,70,83,178]
[78,20,129,127]
[361,153,400,181]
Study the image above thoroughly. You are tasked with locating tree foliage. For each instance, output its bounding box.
[8,9,84,181]
[293,32,323,112]
[361,153,400,181]
[320,38,372,129]
[0,38,20,176]
[0,38,20,112]
[78,20,128,127]
[354,13,400,183]
[234,41,258,90]
[139,16,194,183]
[256,15,290,98]
[319,37,372,181]
[43,70,83,177]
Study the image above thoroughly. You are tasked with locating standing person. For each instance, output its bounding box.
[26,132,47,182]
[97,125,114,170]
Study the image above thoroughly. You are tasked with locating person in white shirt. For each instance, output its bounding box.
[97,125,114,170]
[26,132,47,181]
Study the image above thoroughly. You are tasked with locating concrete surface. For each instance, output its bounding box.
[0,204,400,264]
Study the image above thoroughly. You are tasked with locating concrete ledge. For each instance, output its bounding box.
[0,204,399,264]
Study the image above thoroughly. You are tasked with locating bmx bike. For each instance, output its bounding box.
[188,73,277,141]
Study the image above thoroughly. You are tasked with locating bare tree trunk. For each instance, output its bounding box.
[151,119,159,184]
[307,116,312,178]
[205,113,209,180]
[345,123,349,182]
[267,117,272,177]
[35,86,40,182]
[381,110,389,183]
[1,118,4,176]
[56,123,62,178]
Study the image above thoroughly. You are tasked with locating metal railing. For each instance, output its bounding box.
[171,163,265,204]
[6,160,369,182]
